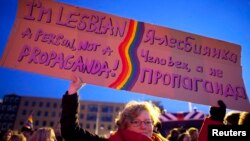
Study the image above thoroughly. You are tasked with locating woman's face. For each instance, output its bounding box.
[5,130,12,140]
[127,110,153,138]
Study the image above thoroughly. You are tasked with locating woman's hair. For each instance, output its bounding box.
[3,129,13,141]
[9,131,26,141]
[224,111,240,125]
[29,127,57,141]
[115,100,161,129]
[187,127,198,135]
[166,128,180,140]
[238,111,250,125]
[178,132,191,141]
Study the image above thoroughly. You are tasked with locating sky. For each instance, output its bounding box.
[0,0,250,114]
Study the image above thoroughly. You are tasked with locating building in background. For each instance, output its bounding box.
[0,94,206,137]
[0,94,124,136]
[0,94,21,131]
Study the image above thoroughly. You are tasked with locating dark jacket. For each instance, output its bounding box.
[60,92,168,141]
[60,92,107,141]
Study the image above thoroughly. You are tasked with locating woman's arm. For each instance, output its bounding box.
[60,76,107,141]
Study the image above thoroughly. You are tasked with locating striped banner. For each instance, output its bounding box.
[160,111,205,122]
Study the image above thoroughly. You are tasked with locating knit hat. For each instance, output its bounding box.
[209,100,226,122]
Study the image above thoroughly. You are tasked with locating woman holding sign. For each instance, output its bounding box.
[60,76,168,141]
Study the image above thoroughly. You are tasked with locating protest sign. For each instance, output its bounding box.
[1,0,249,111]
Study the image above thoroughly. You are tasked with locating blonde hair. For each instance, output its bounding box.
[187,127,198,134]
[29,127,57,141]
[115,100,161,129]
[3,129,13,141]
[224,111,240,125]
[9,131,26,141]
[238,111,250,125]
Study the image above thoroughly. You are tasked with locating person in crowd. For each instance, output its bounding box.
[2,129,13,141]
[198,100,226,141]
[29,127,57,141]
[187,127,198,141]
[224,111,240,125]
[166,128,180,141]
[177,132,191,141]
[153,122,163,134]
[238,111,250,126]
[55,122,63,141]
[20,127,33,141]
[20,113,34,141]
[60,76,168,141]
[9,131,26,141]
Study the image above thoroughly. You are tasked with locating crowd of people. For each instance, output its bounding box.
[1,76,250,141]
[1,127,58,141]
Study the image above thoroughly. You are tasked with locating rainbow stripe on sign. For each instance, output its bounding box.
[109,20,144,90]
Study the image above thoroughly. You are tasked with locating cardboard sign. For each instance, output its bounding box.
[1,0,249,111]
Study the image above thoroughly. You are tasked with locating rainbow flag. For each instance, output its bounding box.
[109,20,144,90]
